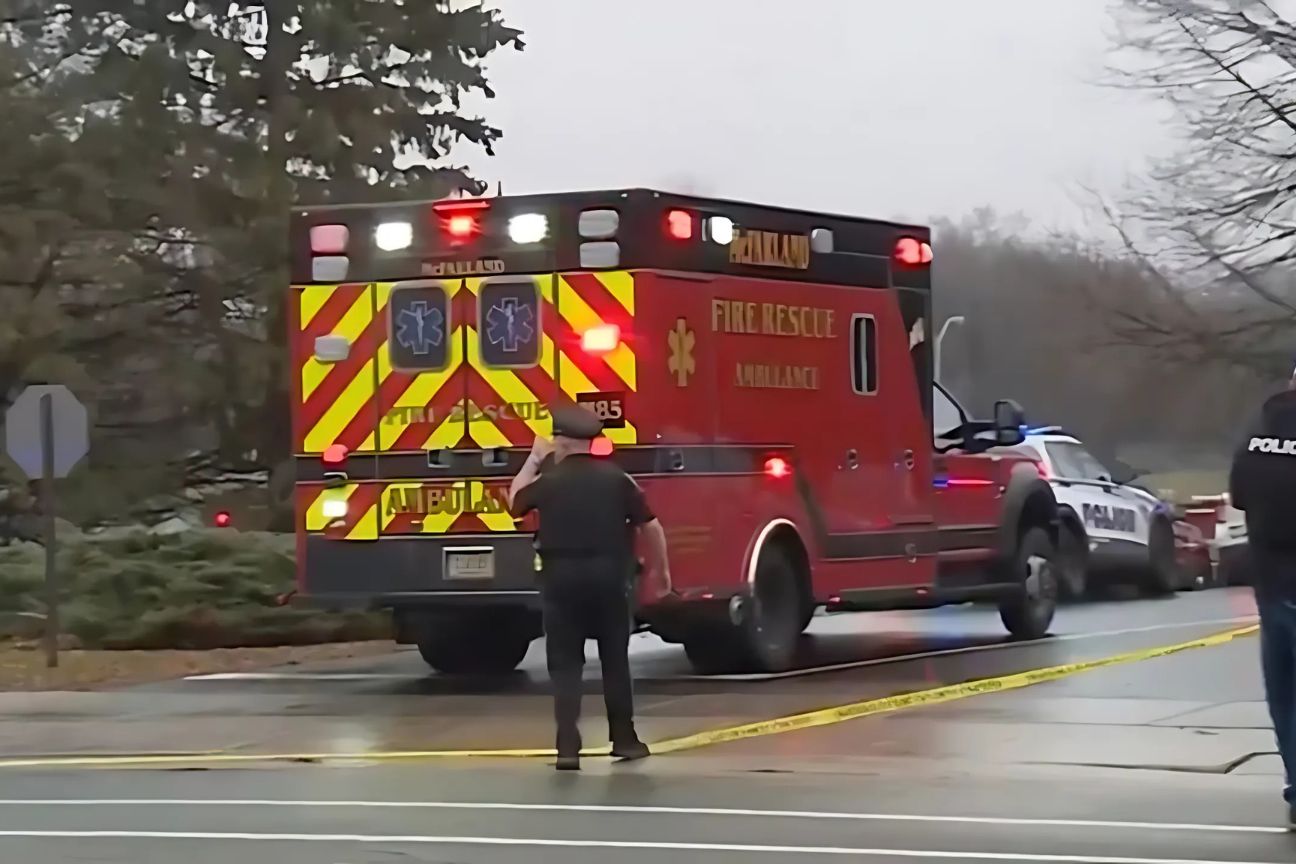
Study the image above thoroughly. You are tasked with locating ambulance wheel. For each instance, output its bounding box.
[416,611,533,675]
[683,545,803,674]
[998,527,1059,640]
[1057,521,1089,601]
[1141,517,1179,596]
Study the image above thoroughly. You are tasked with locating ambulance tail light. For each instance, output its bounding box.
[322,443,349,465]
[666,209,695,240]
[581,324,621,355]
[310,224,350,254]
[764,456,791,479]
[894,237,934,266]
[590,437,614,457]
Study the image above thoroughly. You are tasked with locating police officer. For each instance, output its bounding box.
[1230,368,1296,829]
[509,403,670,771]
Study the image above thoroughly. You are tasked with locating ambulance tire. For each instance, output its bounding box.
[1141,517,1179,596]
[683,545,803,674]
[1056,519,1089,601]
[998,527,1059,641]
[416,612,533,675]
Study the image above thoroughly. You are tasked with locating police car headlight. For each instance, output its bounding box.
[374,221,413,252]
[321,497,349,519]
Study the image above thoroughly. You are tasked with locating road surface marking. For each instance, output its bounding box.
[648,624,1259,754]
[179,616,1256,682]
[0,799,1284,834]
[0,624,1257,768]
[674,617,1259,682]
[0,830,1282,862]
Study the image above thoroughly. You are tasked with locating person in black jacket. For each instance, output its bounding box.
[1229,375,1296,829]
[509,403,671,771]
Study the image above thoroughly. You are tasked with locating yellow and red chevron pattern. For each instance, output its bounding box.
[293,271,637,539]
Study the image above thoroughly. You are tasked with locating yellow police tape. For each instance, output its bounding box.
[0,624,1257,770]
[649,623,1260,755]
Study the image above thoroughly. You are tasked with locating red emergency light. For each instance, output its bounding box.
[432,199,488,244]
[322,443,348,465]
[581,324,621,355]
[590,437,614,457]
[666,209,694,240]
[894,237,934,266]
[764,456,791,479]
[213,511,232,528]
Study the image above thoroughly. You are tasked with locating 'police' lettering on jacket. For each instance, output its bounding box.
[1247,436,1296,455]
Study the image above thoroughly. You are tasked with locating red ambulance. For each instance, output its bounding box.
[290,189,1061,673]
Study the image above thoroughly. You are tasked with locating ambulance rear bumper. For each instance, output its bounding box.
[298,534,541,611]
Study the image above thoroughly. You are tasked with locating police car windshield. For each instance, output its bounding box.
[1045,442,1109,482]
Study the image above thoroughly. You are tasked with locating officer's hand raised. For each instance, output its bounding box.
[529,435,554,461]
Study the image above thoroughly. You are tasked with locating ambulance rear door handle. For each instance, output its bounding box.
[845,449,859,470]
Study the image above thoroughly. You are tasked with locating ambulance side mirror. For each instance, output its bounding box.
[992,399,1026,446]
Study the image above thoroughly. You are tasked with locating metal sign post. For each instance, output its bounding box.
[40,395,57,668]
[5,385,89,669]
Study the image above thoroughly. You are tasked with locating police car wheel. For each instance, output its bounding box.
[998,527,1059,640]
[1141,518,1179,596]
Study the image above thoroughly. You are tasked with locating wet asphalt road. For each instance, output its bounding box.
[0,587,1285,862]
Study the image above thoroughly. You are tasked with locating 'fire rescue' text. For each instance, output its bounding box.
[711,299,835,338]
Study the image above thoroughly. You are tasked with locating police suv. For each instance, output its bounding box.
[1015,428,1180,598]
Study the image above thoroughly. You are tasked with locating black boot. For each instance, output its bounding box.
[610,726,650,761]
[555,727,582,771]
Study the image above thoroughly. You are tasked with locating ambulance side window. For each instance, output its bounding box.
[850,314,878,395]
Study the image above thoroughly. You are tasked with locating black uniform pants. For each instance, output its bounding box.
[539,561,637,754]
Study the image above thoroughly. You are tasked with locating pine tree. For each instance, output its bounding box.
[6,2,523,475]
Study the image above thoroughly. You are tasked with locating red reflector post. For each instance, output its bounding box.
[580,324,621,354]
[214,511,232,528]
[322,443,349,465]
[666,209,694,240]
[764,456,791,478]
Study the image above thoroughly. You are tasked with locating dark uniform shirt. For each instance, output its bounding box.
[511,454,654,563]
[1230,389,1296,599]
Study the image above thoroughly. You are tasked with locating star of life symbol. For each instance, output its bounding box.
[395,301,445,355]
[667,318,695,386]
[485,298,535,353]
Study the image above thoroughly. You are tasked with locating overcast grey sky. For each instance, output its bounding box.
[465,0,1170,232]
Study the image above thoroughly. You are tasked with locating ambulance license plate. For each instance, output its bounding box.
[445,548,494,581]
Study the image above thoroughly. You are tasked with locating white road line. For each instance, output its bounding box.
[0,829,1281,862]
[180,616,1257,683]
[0,799,1284,834]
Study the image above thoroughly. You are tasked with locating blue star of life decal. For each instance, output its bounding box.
[395,301,445,355]
[485,298,535,353]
